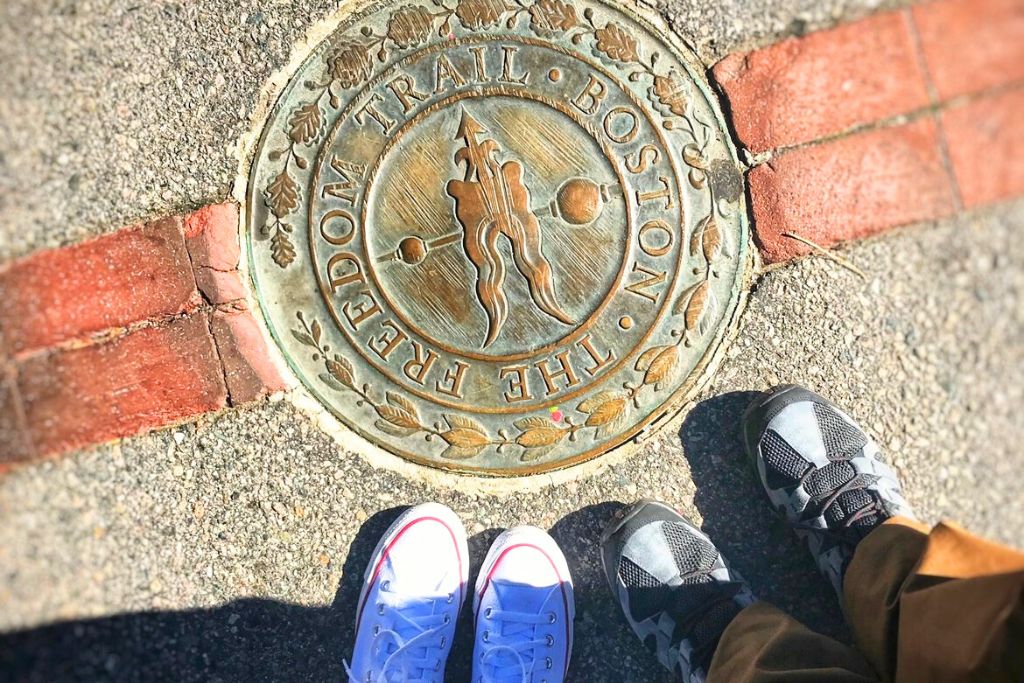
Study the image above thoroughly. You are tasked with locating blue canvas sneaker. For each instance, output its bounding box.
[472,526,575,683]
[346,503,468,682]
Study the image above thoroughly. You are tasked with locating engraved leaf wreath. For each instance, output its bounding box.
[635,344,680,389]
[593,21,640,63]
[652,70,688,117]
[265,172,299,268]
[528,0,577,34]
[375,392,424,436]
[291,313,568,463]
[513,416,571,462]
[437,415,491,459]
[577,390,628,433]
[288,103,325,145]
[455,0,510,30]
[387,6,435,48]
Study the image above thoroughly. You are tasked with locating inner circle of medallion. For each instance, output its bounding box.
[361,88,634,364]
[308,37,686,410]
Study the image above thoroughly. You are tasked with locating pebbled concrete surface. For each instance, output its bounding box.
[2,199,1023,681]
[0,0,904,261]
[2,0,1018,680]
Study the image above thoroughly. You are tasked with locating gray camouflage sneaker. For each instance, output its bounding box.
[601,500,754,683]
[743,385,915,596]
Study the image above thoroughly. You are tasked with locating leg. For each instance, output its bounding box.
[709,602,878,683]
[599,501,732,680]
[742,385,914,596]
[744,385,1024,682]
[845,518,1024,683]
[601,500,878,683]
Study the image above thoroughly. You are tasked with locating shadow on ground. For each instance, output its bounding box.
[0,503,668,683]
[0,506,405,683]
[1,392,848,682]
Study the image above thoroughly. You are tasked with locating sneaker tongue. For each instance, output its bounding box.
[384,555,448,596]
[492,580,552,614]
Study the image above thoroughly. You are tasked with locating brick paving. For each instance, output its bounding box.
[0,203,286,465]
[210,302,289,405]
[184,203,249,305]
[0,217,201,357]
[0,373,31,467]
[912,0,1024,100]
[943,86,1024,209]
[712,11,930,153]
[712,0,1024,262]
[748,119,957,263]
[16,315,229,460]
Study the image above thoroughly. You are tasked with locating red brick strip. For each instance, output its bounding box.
[713,0,1024,263]
[184,203,248,305]
[0,203,287,467]
[16,315,228,458]
[0,369,33,465]
[713,11,930,154]
[749,119,956,264]
[912,0,1024,101]
[211,302,289,405]
[942,87,1024,209]
[0,217,201,357]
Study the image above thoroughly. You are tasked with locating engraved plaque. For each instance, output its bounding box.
[246,0,750,474]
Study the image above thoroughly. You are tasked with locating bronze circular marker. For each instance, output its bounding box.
[245,0,749,475]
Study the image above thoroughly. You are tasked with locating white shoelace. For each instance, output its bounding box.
[345,583,453,683]
[477,587,558,683]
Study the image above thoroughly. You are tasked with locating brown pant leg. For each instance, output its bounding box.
[844,517,1024,683]
[707,518,1024,683]
[706,602,879,683]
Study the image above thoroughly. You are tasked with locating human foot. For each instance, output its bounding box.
[347,502,468,682]
[744,385,914,594]
[601,500,753,682]
[472,526,574,683]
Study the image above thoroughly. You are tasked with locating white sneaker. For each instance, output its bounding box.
[346,503,469,682]
[472,526,575,683]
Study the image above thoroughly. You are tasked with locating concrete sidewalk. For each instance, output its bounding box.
[2,199,1022,681]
